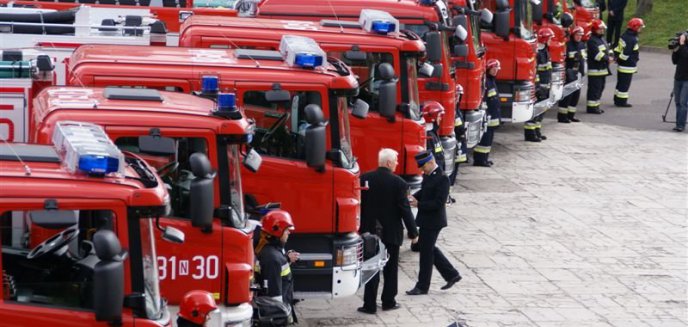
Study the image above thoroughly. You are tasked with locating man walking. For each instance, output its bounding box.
[606,0,628,48]
[613,18,644,107]
[406,151,461,296]
[357,148,418,314]
[587,19,613,114]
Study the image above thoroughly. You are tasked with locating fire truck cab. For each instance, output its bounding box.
[253,0,487,177]
[179,12,427,187]
[66,42,384,299]
[0,121,198,326]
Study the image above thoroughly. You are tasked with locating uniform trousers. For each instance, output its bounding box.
[363,243,400,309]
[614,71,634,105]
[587,75,607,111]
[414,228,459,292]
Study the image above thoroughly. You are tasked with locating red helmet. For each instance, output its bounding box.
[570,26,584,36]
[537,28,555,44]
[179,290,218,325]
[627,18,645,32]
[591,19,606,32]
[486,58,501,70]
[261,210,294,238]
[421,101,445,123]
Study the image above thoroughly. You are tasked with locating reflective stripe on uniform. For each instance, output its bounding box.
[535,122,542,128]
[618,53,629,61]
[454,118,463,127]
[281,263,291,277]
[587,100,600,107]
[488,119,500,127]
[568,51,577,58]
[254,262,261,273]
[581,49,588,60]
[588,69,607,76]
[633,44,639,51]
[568,106,577,113]
[474,145,491,153]
[558,107,569,114]
[618,66,637,74]
[487,89,497,97]
[537,63,552,71]
[456,153,467,163]
[434,144,443,153]
[614,39,626,57]
[594,51,605,61]
[524,123,538,130]
[614,89,629,98]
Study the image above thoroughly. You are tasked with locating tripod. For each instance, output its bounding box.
[661,91,676,123]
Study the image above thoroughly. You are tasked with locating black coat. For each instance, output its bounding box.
[413,167,450,231]
[360,167,418,246]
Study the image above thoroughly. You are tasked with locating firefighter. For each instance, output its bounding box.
[613,18,645,107]
[525,28,554,142]
[558,26,587,123]
[177,290,219,327]
[473,59,501,167]
[449,85,466,186]
[586,19,613,114]
[255,210,299,323]
[422,100,446,173]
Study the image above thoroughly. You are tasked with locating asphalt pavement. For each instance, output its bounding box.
[295,50,688,327]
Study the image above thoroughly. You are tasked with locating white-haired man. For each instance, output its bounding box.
[357,148,419,314]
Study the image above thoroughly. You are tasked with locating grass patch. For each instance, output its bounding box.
[621,0,686,48]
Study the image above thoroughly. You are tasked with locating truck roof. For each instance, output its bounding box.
[69,44,359,90]
[0,143,168,206]
[256,0,440,22]
[180,16,425,53]
[32,87,250,136]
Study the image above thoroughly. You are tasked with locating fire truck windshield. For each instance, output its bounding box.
[469,15,483,53]
[225,143,246,226]
[337,96,355,169]
[140,218,164,320]
[517,0,535,39]
[405,56,422,121]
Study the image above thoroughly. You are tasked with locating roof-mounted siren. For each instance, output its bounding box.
[279,35,325,69]
[359,9,400,35]
[51,121,124,176]
[419,0,438,6]
[201,75,219,95]
[213,93,243,120]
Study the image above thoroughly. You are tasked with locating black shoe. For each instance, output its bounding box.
[539,135,547,140]
[382,303,401,311]
[525,137,541,143]
[587,109,604,114]
[357,306,376,314]
[673,127,685,132]
[615,103,632,108]
[473,161,492,167]
[558,119,571,123]
[569,117,581,122]
[405,288,428,295]
[441,275,462,290]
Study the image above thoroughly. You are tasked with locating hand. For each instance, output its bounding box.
[411,237,419,245]
[609,10,614,16]
[287,250,300,263]
[408,196,418,208]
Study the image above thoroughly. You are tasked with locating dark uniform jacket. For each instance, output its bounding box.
[565,39,587,73]
[587,34,612,76]
[614,29,639,71]
[536,46,553,99]
[256,242,293,305]
[485,75,501,127]
[414,167,450,231]
[360,167,418,246]
[426,128,445,173]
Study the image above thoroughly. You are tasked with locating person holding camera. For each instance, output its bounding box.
[672,32,688,132]
[357,148,418,314]
[613,18,645,107]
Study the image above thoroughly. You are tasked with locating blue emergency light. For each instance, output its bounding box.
[217,93,237,112]
[419,0,437,5]
[201,75,219,94]
[51,121,124,176]
[371,21,396,34]
[294,53,324,68]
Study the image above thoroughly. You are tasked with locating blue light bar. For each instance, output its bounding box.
[419,0,437,5]
[51,121,124,176]
[201,75,219,94]
[217,93,237,112]
[294,53,323,68]
[78,154,121,174]
[371,21,396,34]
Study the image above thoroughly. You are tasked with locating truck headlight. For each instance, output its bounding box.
[336,244,360,266]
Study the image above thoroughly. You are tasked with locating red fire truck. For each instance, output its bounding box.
[0,0,237,34]
[0,121,210,326]
[1,57,258,324]
[178,12,427,186]
[252,0,488,175]
[567,0,600,38]
[65,42,384,299]
[479,0,550,122]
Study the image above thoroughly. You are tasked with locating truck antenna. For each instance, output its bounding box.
[1,138,31,176]
[326,0,345,33]
[219,34,261,68]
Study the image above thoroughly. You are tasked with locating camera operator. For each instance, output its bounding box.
[672,32,688,132]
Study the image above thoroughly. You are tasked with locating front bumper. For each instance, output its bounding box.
[510,101,535,123]
[463,109,487,148]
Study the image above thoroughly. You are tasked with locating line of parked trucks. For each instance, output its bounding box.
[0,0,599,325]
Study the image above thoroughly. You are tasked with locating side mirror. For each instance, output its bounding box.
[138,135,176,156]
[189,153,215,231]
[418,62,435,77]
[243,148,262,172]
[93,230,124,323]
[496,0,510,11]
[343,50,367,63]
[532,1,543,24]
[452,44,469,57]
[265,89,291,103]
[351,99,369,119]
[494,11,510,39]
[560,12,574,28]
[30,210,77,229]
[303,104,326,170]
[454,25,468,42]
[377,62,395,80]
[378,81,397,119]
[480,9,494,29]
[425,31,442,63]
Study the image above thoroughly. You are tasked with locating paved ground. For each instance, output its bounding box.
[295,52,688,326]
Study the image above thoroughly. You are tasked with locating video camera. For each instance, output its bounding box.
[668,30,688,50]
